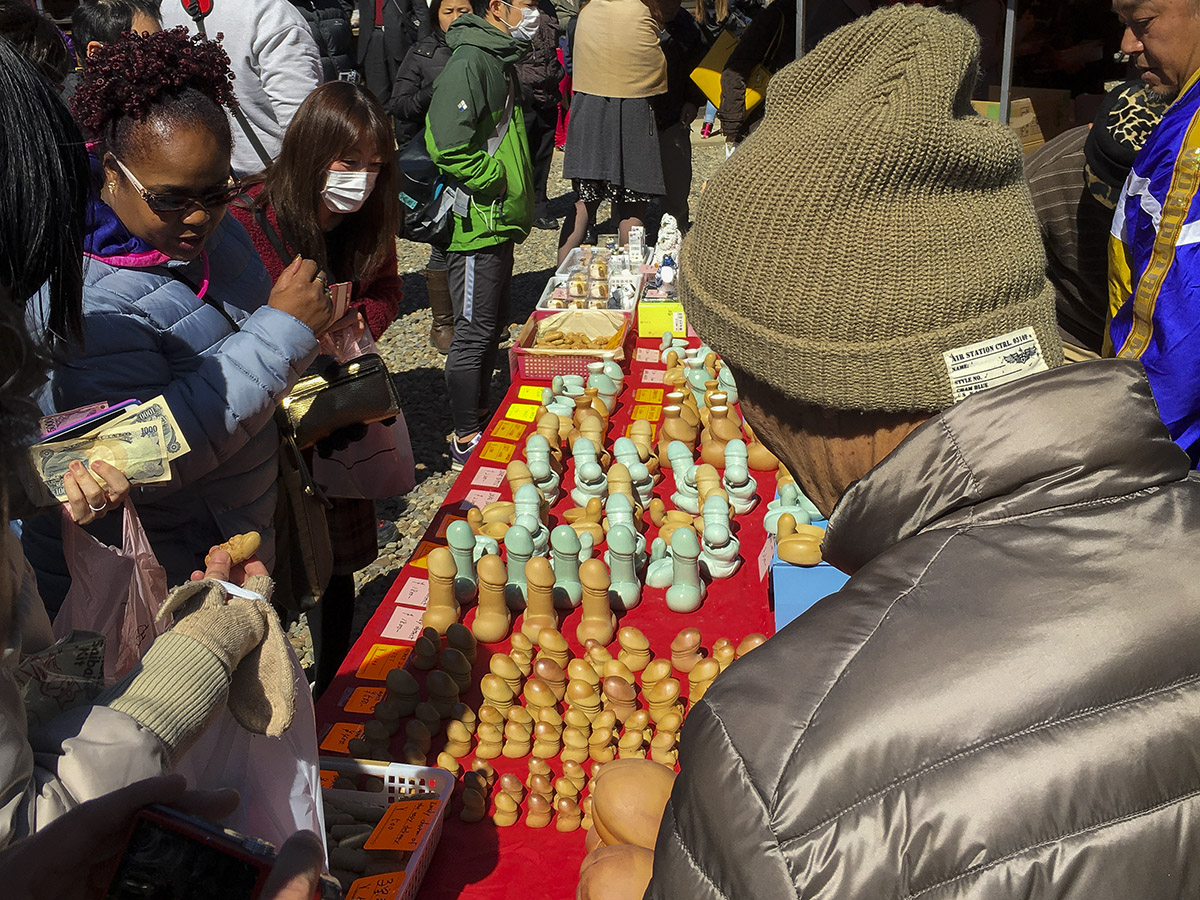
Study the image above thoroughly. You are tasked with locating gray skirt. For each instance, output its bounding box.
[562,92,666,198]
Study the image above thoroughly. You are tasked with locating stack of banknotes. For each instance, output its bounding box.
[30,396,191,502]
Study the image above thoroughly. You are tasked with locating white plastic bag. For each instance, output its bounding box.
[313,314,415,499]
[174,648,327,854]
[54,501,170,683]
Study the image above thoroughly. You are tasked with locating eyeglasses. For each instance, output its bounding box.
[109,155,242,214]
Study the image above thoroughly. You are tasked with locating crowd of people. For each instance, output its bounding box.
[3,0,1200,894]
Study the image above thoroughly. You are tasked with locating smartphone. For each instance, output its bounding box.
[328,281,352,321]
[40,399,139,443]
[103,805,338,900]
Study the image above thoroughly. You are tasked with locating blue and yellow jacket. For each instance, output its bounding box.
[1109,71,1200,463]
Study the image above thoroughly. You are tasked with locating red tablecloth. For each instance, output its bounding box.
[315,336,779,900]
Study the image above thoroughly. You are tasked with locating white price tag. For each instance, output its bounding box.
[471,467,506,487]
[758,537,774,581]
[381,605,423,641]
[394,577,429,609]
[465,488,502,508]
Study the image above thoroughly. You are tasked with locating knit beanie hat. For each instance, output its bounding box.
[679,4,1063,413]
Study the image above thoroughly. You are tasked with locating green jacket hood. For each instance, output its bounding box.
[446,13,529,63]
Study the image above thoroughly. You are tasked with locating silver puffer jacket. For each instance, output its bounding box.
[647,359,1200,899]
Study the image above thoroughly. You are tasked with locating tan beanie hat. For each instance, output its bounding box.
[679,4,1063,413]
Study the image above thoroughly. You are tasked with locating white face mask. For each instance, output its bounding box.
[321,169,378,214]
[502,1,539,40]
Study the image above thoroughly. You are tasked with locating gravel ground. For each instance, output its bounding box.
[345,123,729,642]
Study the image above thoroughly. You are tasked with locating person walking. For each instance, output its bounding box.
[425,0,534,467]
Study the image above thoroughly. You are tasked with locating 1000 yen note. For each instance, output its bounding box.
[32,424,171,502]
[102,395,191,460]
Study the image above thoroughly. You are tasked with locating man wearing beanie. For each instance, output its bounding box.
[1109,0,1200,463]
[646,7,1200,899]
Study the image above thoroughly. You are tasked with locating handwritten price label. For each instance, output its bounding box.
[517,384,545,402]
[343,686,388,714]
[356,644,412,680]
[479,441,515,463]
[393,578,429,609]
[346,872,406,899]
[320,769,339,789]
[471,467,506,487]
[382,605,424,642]
[504,403,540,423]
[630,404,662,422]
[365,798,442,851]
[634,388,663,404]
[491,419,526,441]
[319,722,364,753]
[635,347,659,363]
[464,488,501,509]
[758,538,774,581]
[641,368,665,384]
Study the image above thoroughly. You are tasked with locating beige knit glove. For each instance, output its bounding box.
[157,576,296,737]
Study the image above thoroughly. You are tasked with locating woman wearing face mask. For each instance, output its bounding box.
[231,80,402,692]
[558,0,668,262]
[388,0,472,354]
[22,28,332,611]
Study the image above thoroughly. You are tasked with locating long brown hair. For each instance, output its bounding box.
[252,81,401,284]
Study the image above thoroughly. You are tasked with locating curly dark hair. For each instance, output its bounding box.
[70,26,237,158]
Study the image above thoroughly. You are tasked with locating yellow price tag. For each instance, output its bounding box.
[491,419,526,441]
[479,441,516,463]
[630,404,662,422]
[504,402,540,422]
[517,384,545,401]
[634,388,663,403]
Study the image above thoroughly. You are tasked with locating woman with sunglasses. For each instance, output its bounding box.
[230,80,403,693]
[22,27,333,608]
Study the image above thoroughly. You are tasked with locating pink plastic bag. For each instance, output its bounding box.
[54,501,170,683]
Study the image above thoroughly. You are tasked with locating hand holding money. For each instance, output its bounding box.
[62,459,130,524]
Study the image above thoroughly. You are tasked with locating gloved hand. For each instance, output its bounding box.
[157,576,295,737]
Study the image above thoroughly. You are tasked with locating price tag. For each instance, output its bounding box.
[382,605,424,642]
[672,311,686,333]
[626,422,657,439]
[320,769,339,789]
[346,872,406,900]
[364,798,442,851]
[517,384,545,402]
[394,578,429,609]
[641,368,665,384]
[320,722,364,753]
[433,516,465,538]
[491,419,526,441]
[471,467,506,487]
[465,488,502,508]
[758,537,775,581]
[634,388,663,403]
[344,686,389,714]
[356,644,412,680]
[479,441,515,463]
[630,404,662,422]
[504,402,540,423]
[635,347,659,363]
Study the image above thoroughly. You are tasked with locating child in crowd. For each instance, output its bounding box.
[231,81,403,693]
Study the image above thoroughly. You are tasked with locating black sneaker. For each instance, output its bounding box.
[450,433,482,471]
[377,518,399,549]
[533,215,559,230]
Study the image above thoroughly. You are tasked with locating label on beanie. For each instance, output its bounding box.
[943,327,1048,402]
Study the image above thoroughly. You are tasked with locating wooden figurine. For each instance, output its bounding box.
[525,793,553,828]
[563,496,605,543]
[560,725,590,763]
[506,459,534,495]
[657,407,697,466]
[411,633,438,669]
[422,547,460,635]
[589,725,616,764]
[602,675,637,723]
[640,658,672,694]
[471,554,512,643]
[617,626,651,672]
[627,419,660,477]
[534,656,568,701]
[415,701,442,735]
[538,705,564,735]
[617,730,646,759]
[460,789,487,823]
[438,647,472,693]
[385,668,419,715]
[743,420,780,471]
[737,633,768,657]
[522,675,556,711]
[520,557,558,642]
[646,678,683,725]
[687,657,721,703]
[488,652,523,694]
[533,720,563,758]
[568,659,599,689]
[649,731,678,768]
[566,679,603,722]
[711,637,736,671]
[492,792,520,827]
[426,670,460,718]
[577,559,617,646]
[444,720,473,757]
[510,647,533,677]
[601,659,635,685]
[670,628,703,673]
[480,673,515,715]
[605,463,633,505]
[503,719,533,758]
[445,622,478,665]
[450,703,477,733]
[653,710,682,737]
[536,627,571,668]
[536,412,565,466]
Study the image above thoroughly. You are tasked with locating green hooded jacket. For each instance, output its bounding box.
[425,14,534,252]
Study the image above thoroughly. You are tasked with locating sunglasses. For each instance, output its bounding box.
[109,155,243,214]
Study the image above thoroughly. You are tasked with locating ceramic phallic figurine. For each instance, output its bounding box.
[520,556,559,642]
[644,537,673,589]
[665,527,705,613]
[503,523,533,610]
[605,524,642,612]
[525,435,562,504]
[578,530,595,562]
[764,482,822,535]
[604,493,646,570]
[717,363,738,405]
[699,405,742,468]
[444,520,479,604]
[550,524,583,610]
[658,332,688,363]
[587,369,619,417]
[601,357,624,395]
[571,438,609,507]
[700,521,741,580]
[472,554,513,643]
[514,482,550,556]
[576,558,617,646]
[722,440,759,515]
[667,442,701,515]
[422,546,460,634]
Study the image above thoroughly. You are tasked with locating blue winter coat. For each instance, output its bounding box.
[23,211,319,605]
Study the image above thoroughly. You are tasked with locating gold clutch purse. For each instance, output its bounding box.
[280,353,400,449]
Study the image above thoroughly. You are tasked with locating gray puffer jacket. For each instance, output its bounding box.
[23,215,319,603]
[647,359,1200,900]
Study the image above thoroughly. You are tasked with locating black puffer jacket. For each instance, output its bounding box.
[292,0,356,82]
[515,9,564,110]
[387,30,452,147]
[648,360,1200,899]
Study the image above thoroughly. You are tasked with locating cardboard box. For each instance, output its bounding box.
[973,85,1073,154]
[638,299,686,338]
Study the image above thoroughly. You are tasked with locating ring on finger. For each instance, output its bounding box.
[87,499,106,512]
